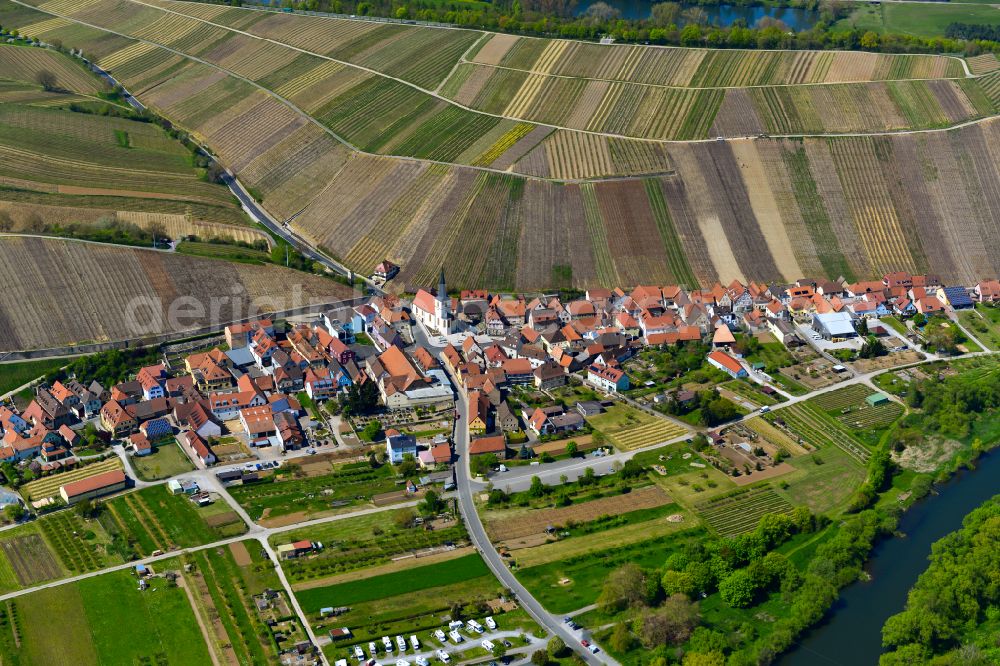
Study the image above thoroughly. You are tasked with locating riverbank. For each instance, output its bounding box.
[782,448,1000,665]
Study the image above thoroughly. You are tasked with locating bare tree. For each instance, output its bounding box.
[0,211,12,233]
[583,1,620,21]
[651,2,681,27]
[35,70,58,92]
[681,6,708,25]
[24,212,46,234]
[147,221,167,246]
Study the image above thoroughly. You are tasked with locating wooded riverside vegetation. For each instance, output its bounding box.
[880,494,1000,665]
[203,0,1000,55]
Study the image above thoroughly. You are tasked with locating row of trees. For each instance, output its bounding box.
[231,0,1000,55]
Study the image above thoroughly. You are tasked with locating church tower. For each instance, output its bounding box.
[435,267,451,333]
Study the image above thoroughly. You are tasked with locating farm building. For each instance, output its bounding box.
[277,540,316,559]
[59,469,128,505]
[712,325,736,348]
[469,435,508,458]
[328,628,352,641]
[707,351,747,379]
[812,312,857,341]
[866,393,889,407]
[168,478,200,495]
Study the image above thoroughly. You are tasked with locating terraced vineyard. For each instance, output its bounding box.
[4,0,1000,290]
[695,486,795,538]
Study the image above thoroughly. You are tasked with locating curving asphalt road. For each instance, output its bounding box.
[443,357,618,666]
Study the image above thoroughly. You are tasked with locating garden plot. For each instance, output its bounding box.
[102,486,246,557]
[587,404,687,451]
[695,485,794,538]
[38,511,113,573]
[772,403,871,464]
[228,461,398,525]
[0,533,61,585]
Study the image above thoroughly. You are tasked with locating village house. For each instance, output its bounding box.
[100,400,137,437]
[533,362,566,390]
[240,405,277,446]
[181,431,216,466]
[587,364,630,394]
[385,429,417,463]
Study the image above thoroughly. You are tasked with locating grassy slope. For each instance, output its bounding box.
[836,2,1000,38]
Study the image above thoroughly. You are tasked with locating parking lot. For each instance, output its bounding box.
[329,615,544,666]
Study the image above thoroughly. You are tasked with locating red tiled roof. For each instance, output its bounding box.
[61,469,126,498]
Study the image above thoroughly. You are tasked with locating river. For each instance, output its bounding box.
[781,450,1000,665]
[575,1,820,29]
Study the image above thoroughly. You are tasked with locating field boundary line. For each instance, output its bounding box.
[456,59,982,92]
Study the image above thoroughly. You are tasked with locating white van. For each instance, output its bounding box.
[434,629,446,642]
[369,642,378,656]
[481,640,495,652]
[448,631,463,643]
[436,650,450,663]
[410,636,420,650]
[383,637,393,651]
[396,636,406,651]
[354,646,365,659]
[415,658,428,666]
[484,617,496,630]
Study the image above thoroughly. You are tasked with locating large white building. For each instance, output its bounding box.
[412,268,452,335]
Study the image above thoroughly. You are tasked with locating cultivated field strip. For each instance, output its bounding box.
[485,485,673,542]
[0,42,102,93]
[41,0,987,145]
[485,34,964,87]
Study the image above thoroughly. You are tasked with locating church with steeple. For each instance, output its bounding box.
[411,268,453,335]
